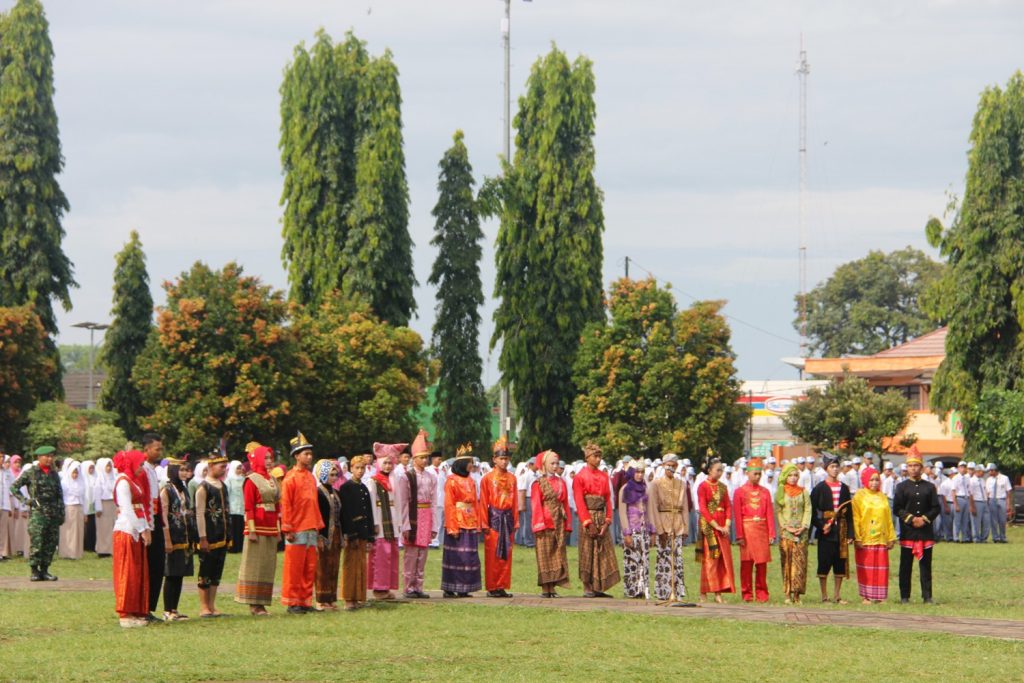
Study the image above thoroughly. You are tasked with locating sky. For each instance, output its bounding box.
[36,0,1024,382]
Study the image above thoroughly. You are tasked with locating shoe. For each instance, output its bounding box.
[923,598,935,604]
[144,613,162,624]
[403,592,419,599]
[593,591,613,598]
[541,592,553,599]
[499,590,513,598]
[29,565,42,582]
[415,591,431,599]
[900,598,909,604]
[119,617,147,628]
[286,605,307,614]
[443,591,458,598]
[583,591,598,598]
[38,567,58,581]
[457,592,471,598]
[487,590,505,598]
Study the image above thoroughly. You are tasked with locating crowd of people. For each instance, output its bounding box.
[1,434,1016,628]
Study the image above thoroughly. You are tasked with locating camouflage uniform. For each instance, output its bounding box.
[10,463,64,575]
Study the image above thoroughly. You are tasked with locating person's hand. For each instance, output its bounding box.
[431,531,437,540]
[912,517,926,528]
[317,536,326,551]
[822,522,833,536]
[95,511,102,518]
[164,533,173,553]
[624,535,633,549]
[249,534,259,543]
[200,538,209,552]
[886,542,894,550]
[737,538,746,547]
[970,504,975,515]
[769,536,776,545]
[854,541,862,549]
[285,532,296,543]
[142,530,152,547]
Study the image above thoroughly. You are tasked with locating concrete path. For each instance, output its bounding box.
[3,576,1022,641]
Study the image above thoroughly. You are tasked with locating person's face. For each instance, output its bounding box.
[327,467,339,484]
[265,451,276,468]
[869,473,881,491]
[585,452,601,468]
[104,462,112,474]
[907,462,922,479]
[786,471,799,486]
[493,454,509,472]
[747,470,761,486]
[180,466,193,482]
[380,459,394,474]
[431,455,442,468]
[71,468,79,479]
[708,462,724,481]
[86,464,95,475]
[663,462,676,478]
[400,453,411,466]
[632,468,644,482]
[826,462,840,479]
[38,454,53,469]
[209,462,227,479]
[350,462,366,480]
[958,465,967,474]
[145,440,164,463]
[296,449,313,468]
[413,453,428,470]
[543,453,558,475]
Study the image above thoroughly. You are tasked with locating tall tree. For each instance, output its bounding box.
[0,0,75,394]
[427,131,489,455]
[133,262,299,455]
[783,373,913,456]
[926,71,1024,468]
[99,230,153,436]
[795,247,945,357]
[279,31,415,325]
[342,50,415,326]
[573,278,748,465]
[483,46,605,456]
[0,304,58,450]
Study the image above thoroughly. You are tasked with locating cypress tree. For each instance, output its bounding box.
[488,46,605,456]
[99,230,153,436]
[0,0,75,394]
[280,31,415,326]
[428,130,489,455]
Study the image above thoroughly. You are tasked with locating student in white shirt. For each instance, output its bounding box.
[987,463,1013,543]
[967,464,989,542]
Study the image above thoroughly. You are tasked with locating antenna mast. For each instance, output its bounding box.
[797,38,810,358]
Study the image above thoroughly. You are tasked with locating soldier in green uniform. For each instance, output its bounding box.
[9,446,64,581]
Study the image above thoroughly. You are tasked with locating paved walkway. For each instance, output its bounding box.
[3,576,1022,641]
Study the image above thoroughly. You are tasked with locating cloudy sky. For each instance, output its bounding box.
[39,0,1024,380]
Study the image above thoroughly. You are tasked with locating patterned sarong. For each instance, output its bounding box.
[578,494,621,592]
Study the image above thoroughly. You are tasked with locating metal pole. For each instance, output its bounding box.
[797,39,810,358]
[87,327,95,409]
[625,256,630,279]
[499,0,512,440]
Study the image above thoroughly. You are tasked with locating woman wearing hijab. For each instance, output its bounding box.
[696,458,734,603]
[366,442,405,600]
[852,466,897,604]
[226,460,246,554]
[112,450,152,628]
[7,456,27,558]
[81,460,98,554]
[618,461,652,599]
[775,461,811,604]
[313,459,342,610]
[531,450,572,597]
[94,458,117,557]
[235,444,280,615]
[159,457,196,621]
[338,455,374,610]
[59,460,86,560]
[440,447,482,598]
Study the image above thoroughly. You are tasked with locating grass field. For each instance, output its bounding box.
[1,526,1022,682]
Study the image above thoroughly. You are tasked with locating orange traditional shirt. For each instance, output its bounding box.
[279,467,323,534]
[479,469,519,530]
[444,475,480,534]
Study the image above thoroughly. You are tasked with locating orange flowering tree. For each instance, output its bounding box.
[572,278,748,465]
[290,296,428,456]
[133,262,299,455]
[0,304,59,449]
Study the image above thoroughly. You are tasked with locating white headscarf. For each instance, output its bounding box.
[61,460,84,502]
[95,457,116,500]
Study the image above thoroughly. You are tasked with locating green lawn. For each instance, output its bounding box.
[1,527,1022,682]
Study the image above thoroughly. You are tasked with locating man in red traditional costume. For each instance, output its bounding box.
[396,430,438,599]
[480,436,519,598]
[573,443,621,598]
[280,432,323,614]
[733,457,776,602]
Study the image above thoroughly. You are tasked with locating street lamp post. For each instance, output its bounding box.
[72,322,110,409]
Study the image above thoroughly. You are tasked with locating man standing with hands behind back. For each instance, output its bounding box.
[893,448,942,604]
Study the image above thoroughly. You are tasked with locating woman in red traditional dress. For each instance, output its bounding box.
[112,450,152,628]
[696,458,735,603]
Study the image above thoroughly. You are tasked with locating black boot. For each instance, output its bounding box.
[39,565,58,581]
[29,565,43,582]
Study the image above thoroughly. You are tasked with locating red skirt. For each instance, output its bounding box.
[854,545,889,601]
[113,531,149,618]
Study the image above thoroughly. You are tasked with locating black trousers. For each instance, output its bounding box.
[83,514,96,553]
[164,576,183,612]
[147,518,165,613]
[898,545,932,600]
